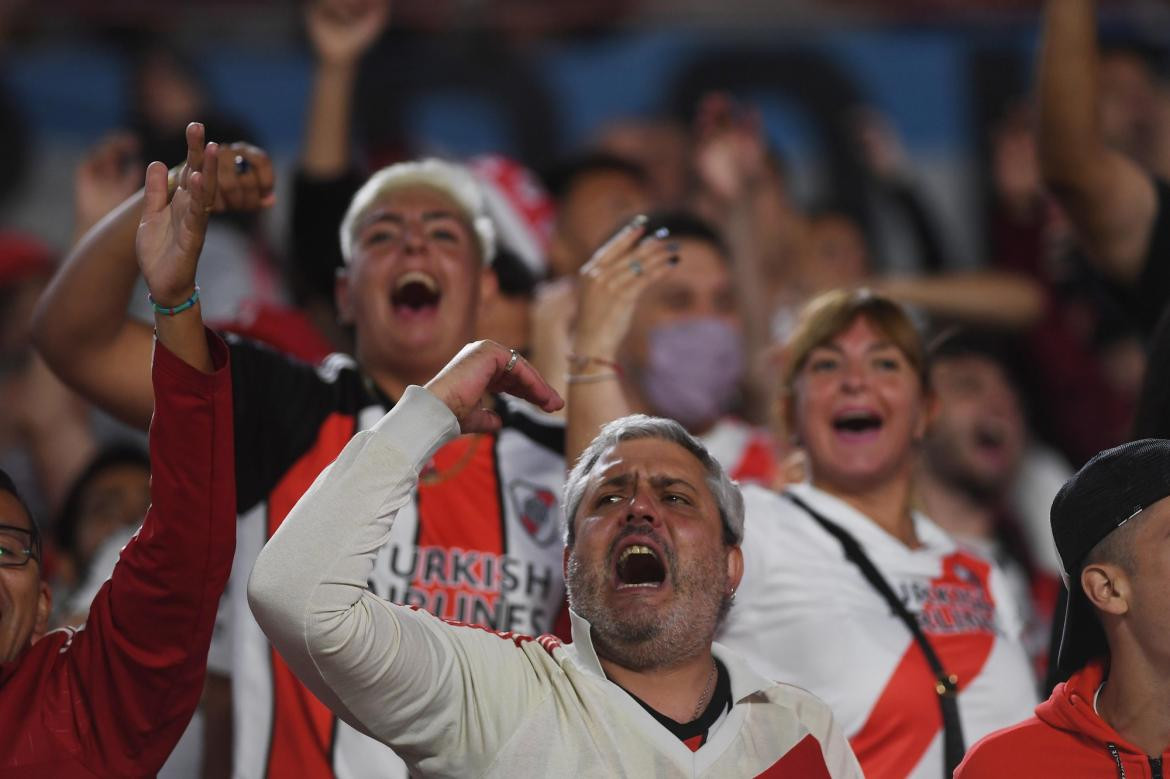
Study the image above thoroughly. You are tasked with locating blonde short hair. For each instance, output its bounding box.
[780,289,926,419]
[338,158,497,265]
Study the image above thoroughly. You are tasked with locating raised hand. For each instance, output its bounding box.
[573,216,677,361]
[306,0,390,66]
[136,122,218,308]
[425,340,563,434]
[693,92,767,205]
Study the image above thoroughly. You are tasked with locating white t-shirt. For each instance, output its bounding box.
[719,482,1038,779]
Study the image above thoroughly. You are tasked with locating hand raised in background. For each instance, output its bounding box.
[693,92,767,205]
[306,0,390,66]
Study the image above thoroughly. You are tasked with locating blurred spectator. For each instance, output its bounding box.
[127,44,256,172]
[567,210,780,485]
[544,151,653,279]
[917,329,1063,681]
[0,234,95,518]
[595,116,692,207]
[1038,0,1170,335]
[52,441,149,624]
[469,154,555,354]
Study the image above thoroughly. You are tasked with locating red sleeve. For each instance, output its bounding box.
[67,328,235,776]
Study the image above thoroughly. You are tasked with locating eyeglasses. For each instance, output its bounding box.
[0,524,39,568]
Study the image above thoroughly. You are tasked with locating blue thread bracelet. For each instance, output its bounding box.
[148,285,200,316]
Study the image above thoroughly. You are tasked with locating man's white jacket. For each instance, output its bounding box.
[248,386,863,778]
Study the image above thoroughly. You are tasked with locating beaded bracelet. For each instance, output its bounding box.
[567,354,624,377]
[149,285,200,316]
[566,372,620,385]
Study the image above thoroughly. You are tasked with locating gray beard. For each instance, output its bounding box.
[565,543,730,672]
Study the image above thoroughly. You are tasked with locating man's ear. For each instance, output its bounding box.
[335,267,355,325]
[478,266,500,313]
[1082,562,1130,617]
[31,582,51,644]
[726,545,744,594]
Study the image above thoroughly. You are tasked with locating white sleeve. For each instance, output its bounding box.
[246,386,547,770]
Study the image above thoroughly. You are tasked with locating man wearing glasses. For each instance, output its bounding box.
[0,127,234,775]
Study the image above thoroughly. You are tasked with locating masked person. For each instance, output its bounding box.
[567,211,778,486]
[0,130,233,776]
[32,125,567,778]
[249,338,862,778]
[956,439,1170,778]
[714,290,1037,779]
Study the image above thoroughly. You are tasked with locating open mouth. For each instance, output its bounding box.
[832,409,883,435]
[391,271,441,314]
[614,543,667,589]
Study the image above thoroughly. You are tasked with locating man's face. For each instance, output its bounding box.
[337,186,487,373]
[1115,495,1170,665]
[624,237,739,367]
[924,355,1026,500]
[0,491,49,664]
[549,171,650,277]
[564,438,742,671]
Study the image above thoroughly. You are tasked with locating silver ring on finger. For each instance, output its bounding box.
[234,155,250,174]
[504,349,520,374]
[629,259,643,276]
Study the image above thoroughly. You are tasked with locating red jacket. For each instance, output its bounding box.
[956,658,1169,778]
[0,332,235,777]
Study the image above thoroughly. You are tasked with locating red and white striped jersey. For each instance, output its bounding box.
[719,483,1038,779]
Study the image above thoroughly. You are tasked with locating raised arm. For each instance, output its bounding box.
[873,270,1046,330]
[66,135,238,777]
[289,0,388,318]
[1038,0,1157,283]
[565,217,674,465]
[31,124,274,428]
[301,0,388,178]
[248,341,559,759]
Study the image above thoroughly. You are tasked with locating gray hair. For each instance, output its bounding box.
[338,158,497,265]
[563,414,745,546]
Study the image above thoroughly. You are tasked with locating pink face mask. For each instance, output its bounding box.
[640,318,745,430]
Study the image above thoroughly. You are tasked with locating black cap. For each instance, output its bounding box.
[1051,438,1170,678]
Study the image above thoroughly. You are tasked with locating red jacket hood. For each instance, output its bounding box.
[1037,658,1156,761]
[1037,660,1114,742]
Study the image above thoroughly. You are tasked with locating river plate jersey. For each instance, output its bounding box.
[219,336,567,779]
[718,483,1038,779]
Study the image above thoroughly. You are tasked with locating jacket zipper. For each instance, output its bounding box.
[1150,756,1163,779]
[1108,743,1127,779]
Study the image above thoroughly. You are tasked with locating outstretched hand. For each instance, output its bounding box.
[136,122,218,307]
[425,340,563,434]
[307,0,390,66]
[693,92,767,204]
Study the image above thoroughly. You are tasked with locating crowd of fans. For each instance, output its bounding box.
[2,0,1170,776]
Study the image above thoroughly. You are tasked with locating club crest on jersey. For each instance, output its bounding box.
[509,481,560,547]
